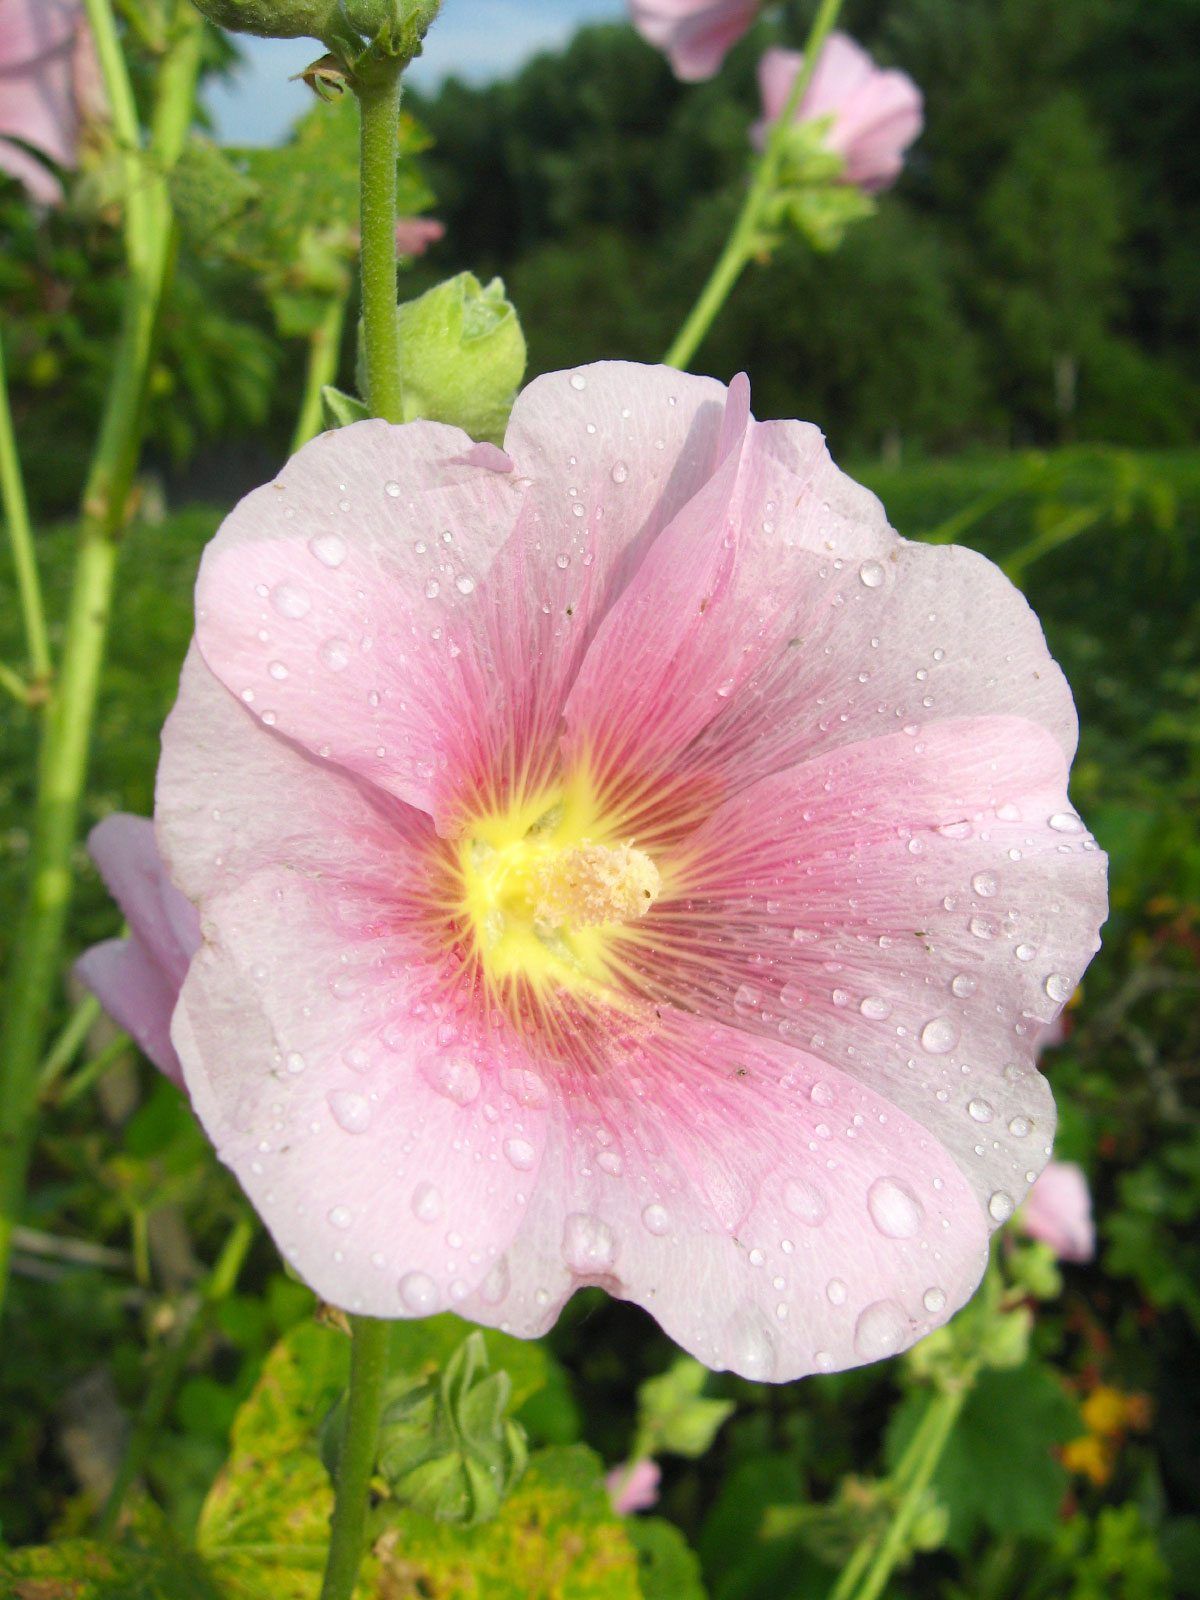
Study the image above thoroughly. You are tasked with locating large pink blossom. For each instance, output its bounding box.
[629,0,760,83]
[85,362,1105,1381]
[1018,1160,1095,1263]
[0,0,101,205]
[754,34,923,193]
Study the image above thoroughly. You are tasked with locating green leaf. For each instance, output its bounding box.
[321,384,370,429]
[371,1445,643,1599]
[0,1532,224,1600]
[627,1517,708,1600]
[636,1357,734,1459]
[886,1364,1080,1553]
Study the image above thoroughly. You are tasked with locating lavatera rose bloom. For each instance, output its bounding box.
[629,0,760,83]
[82,363,1107,1381]
[0,0,102,205]
[753,33,923,193]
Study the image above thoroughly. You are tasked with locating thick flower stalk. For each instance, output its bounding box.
[84,362,1106,1381]
[0,0,102,204]
[753,33,923,193]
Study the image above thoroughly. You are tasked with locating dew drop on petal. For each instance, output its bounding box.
[853,1299,909,1360]
[922,1286,947,1314]
[826,1278,847,1305]
[480,1257,510,1305]
[562,1213,616,1273]
[1049,812,1083,833]
[951,973,977,998]
[285,1051,306,1074]
[384,480,402,498]
[641,1203,670,1236]
[319,637,351,672]
[611,460,629,484]
[271,582,310,619]
[1045,973,1073,1003]
[328,1206,352,1230]
[420,1054,481,1106]
[859,559,885,588]
[411,1181,442,1222]
[783,1177,827,1226]
[309,532,347,568]
[860,996,891,1021]
[597,1150,623,1176]
[504,1137,536,1171]
[988,1190,1015,1223]
[920,1016,959,1055]
[399,1271,438,1313]
[1008,1115,1031,1138]
[971,871,998,898]
[328,1091,371,1134]
[569,372,587,391]
[455,574,475,594]
[809,1081,834,1107]
[867,1176,923,1239]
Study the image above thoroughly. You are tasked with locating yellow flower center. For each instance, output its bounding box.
[458,773,661,998]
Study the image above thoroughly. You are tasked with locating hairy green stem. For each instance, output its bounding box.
[663,0,844,370]
[290,293,348,454]
[0,332,51,685]
[0,0,203,1316]
[98,1214,255,1535]
[355,68,405,423]
[319,1316,390,1600]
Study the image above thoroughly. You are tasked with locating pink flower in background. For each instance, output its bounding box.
[1019,1161,1095,1262]
[85,361,1106,1380]
[394,216,445,258]
[606,1458,661,1514]
[76,816,200,1087]
[629,0,760,82]
[753,34,923,192]
[0,0,102,205]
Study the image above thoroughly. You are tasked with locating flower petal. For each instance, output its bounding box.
[76,935,184,1084]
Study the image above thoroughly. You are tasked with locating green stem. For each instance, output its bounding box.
[0,331,51,684]
[36,993,103,1096]
[98,1214,255,1535]
[319,1316,390,1600]
[0,658,32,706]
[354,68,405,423]
[663,0,844,370]
[55,1031,132,1109]
[290,293,348,454]
[829,1379,972,1600]
[0,0,203,1318]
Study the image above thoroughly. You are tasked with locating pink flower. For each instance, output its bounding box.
[606,1458,661,1514]
[0,0,102,206]
[76,815,200,1087]
[1019,1161,1095,1263]
[86,361,1106,1382]
[394,216,444,258]
[629,0,760,83]
[753,34,923,193]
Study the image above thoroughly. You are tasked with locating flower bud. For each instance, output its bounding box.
[189,0,341,39]
[393,272,526,444]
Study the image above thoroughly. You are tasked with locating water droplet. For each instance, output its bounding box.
[424,578,440,598]
[1015,943,1037,962]
[384,480,401,497]
[922,1286,947,1314]
[780,982,805,1010]
[854,1299,909,1360]
[969,914,999,940]
[867,1177,924,1239]
[727,1315,775,1380]
[951,973,977,998]
[318,636,351,671]
[783,1178,827,1225]
[972,871,999,898]
[920,1016,959,1055]
[569,372,587,391]
[562,1213,615,1273]
[504,1137,536,1171]
[454,574,475,595]
[309,532,346,568]
[420,1054,481,1105]
[480,1257,510,1305]
[809,1082,835,1108]
[640,1203,670,1237]
[271,583,310,620]
[1044,972,1073,1003]
[597,1150,623,1176]
[1008,1115,1030,1138]
[1049,812,1083,834]
[733,984,759,1016]
[399,1270,438,1313]
[500,1066,548,1107]
[968,1098,994,1124]
[988,1190,1015,1223]
[611,460,629,484]
[411,1181,442,1222]
[860,995,891,1021]
[268,660,289,681]
[328,1206,352,1230]
[859,559,885,588]
[826,1277,848,1305]
[328,1090,371,1134]
[748,1247,765,1268]
[285,1051,306,1074]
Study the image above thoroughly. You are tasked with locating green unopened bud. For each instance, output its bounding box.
[376,1331,527,1525]
[635,1357,734,1459]
[189,0,341,39]
[393,272,526,444]
[978,1303,1033,1370]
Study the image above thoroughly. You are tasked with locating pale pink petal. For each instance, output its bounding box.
[801,33,877,121]
[76,935,184,1085]
[629,0,760,82]
[457,1015,989,1381]
[172,866,550,1315]
[607,1458,661,1514]
[0,0,99,202]
[621,720,1106,1230]
[1019,1161,1095,1262]
[394,216,444,257]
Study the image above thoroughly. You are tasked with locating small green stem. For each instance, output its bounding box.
[290,293,348,454]
[36,993,103,1096]
[98,1214,255,1535]
[828,1377,973,1600]
[54,1032,132,1108]
[319,1316,390,1600]
[355,68,405,423]
[0,332,51,684]
[0,658,32,706]
[663,0,844,370]
[0,0,203,1317]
